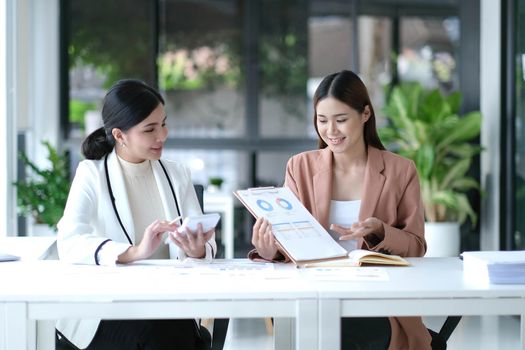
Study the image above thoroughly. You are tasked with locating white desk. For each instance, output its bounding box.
[310,257,525,350]
[203,192,234,259]
[0,236,56,260]
[0,259,317,350]
[2,258,525,350]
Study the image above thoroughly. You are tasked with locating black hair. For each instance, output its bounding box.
[312,70,385,150]
[81,79,165,160]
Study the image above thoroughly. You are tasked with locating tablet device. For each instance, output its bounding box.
[177,213,221,233]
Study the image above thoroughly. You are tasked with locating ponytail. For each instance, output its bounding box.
[81,127,114,160]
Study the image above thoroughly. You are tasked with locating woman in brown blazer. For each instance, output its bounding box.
[251,70,433,349]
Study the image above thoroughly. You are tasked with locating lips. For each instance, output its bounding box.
[328,137,345,145]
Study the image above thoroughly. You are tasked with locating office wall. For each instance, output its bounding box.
[1,0,60,237]
[480,0,501,250]
[2,0,17,236]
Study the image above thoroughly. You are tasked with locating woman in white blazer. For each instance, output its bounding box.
[56,79,216,350]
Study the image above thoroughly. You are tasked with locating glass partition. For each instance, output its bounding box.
[399,17,460,93]
[160,0,245,138]
[514,0,525,249]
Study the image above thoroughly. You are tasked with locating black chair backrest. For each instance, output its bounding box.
[194,184,204,211]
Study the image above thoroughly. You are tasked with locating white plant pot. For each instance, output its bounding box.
[424,222,460,257]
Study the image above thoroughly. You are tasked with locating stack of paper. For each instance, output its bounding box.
[462,250,525,284]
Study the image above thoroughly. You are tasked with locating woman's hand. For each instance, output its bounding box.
[331,217,385,241]
[251,217,278,260]
[118,219,178,263]
[169,224,215,258]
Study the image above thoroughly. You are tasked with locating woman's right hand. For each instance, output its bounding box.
[251,217,278,260]
[118,219,177,263]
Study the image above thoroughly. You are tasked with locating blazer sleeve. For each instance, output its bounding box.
[364,161,427,257]
[57,161,130,265]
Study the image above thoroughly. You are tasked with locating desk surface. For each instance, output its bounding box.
[0,237,56,261]
[2,258,524,302]
[2,258,525,350]
[306,257,525,299]
[0,259,315,302]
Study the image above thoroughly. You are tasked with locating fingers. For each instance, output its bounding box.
[250,217,277,260]
[252,217,273,246]
[333,220,379,240]
[331,222,365,240]
[148,219,178,237]
[169,223,212,258]
[251,217,264,244]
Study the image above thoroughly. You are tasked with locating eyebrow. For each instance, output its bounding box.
[317,113,348,118]
[142,116,167,128]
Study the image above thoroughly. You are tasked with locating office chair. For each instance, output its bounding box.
[428,316,462,349]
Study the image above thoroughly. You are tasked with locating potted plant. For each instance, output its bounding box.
[379,82,482,256]
[13,141,71,233]
[207,176,224,193]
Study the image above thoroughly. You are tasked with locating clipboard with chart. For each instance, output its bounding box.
[234,186,349,265]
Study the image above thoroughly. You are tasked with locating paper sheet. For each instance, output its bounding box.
[235,187,347,262]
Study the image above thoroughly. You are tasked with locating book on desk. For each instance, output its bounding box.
[234,186,409,267]
[462,250,525,284]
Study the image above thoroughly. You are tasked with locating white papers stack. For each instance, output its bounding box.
[462,250,525,284]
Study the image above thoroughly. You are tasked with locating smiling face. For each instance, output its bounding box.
[315,97,370,154]
[112,103,168,163]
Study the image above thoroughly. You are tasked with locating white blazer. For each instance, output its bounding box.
[56,149,216,349]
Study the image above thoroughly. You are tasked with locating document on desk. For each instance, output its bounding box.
[302,267,389,282]
[128,259,296,280]
[462,250,525,284]
[235,186,348,265]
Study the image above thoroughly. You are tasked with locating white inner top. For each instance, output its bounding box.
[328,199,361,252]
[118,156,169,259]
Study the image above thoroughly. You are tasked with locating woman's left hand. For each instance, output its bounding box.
[331,217,385,241]
[169,223,214,258]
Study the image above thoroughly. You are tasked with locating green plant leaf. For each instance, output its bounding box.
[451,177,481,191]
[420,89,447,123]
[380,82,483,224]
[436,112,481,152]
[456,193,477,226]
[446,91,462,114]
[12,141,71,230]
[415,144,434,179]
[440,158,471,189]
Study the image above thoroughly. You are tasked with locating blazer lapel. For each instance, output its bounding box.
[106,151,135,243]
[312,148,333,229]
[359,147,386,221]
[151,160,181,222]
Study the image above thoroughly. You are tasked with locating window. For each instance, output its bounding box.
[399,17,460,92]
[160,0,245,139]
[62,0,471,251]
[512,0,525,249]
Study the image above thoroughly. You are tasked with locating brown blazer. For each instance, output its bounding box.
[285,146,431,350]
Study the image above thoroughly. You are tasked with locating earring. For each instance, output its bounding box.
[121,142,126,148]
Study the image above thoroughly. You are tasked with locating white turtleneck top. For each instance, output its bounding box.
[117,155,169,259]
